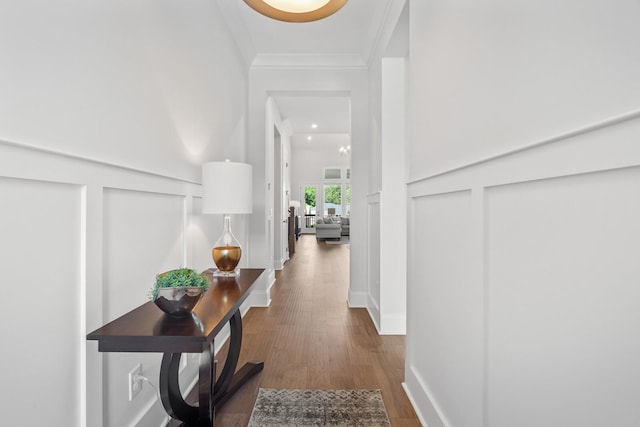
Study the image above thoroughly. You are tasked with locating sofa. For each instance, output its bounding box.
[316,217,350,240]
[315,217,341,240]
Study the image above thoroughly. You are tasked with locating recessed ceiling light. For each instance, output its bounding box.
[311,124,318,129]
[307,136,312,141]
[243,0,348,23]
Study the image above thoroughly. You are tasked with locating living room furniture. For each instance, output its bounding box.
[340,217,350,236]
[288,206,297,254]
[315,217,341,240]
[87,268,265,426]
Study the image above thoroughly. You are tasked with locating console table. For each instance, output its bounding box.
[87,268,265,426]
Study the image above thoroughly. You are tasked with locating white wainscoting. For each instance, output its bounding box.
[404,113,640,427]
[0,140,230,427]
[103,188,186,426]
[0,177,82,426]
[366,193,381,329]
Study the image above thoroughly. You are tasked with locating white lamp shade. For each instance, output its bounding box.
[289,200,301,208]
[202,161,253,214]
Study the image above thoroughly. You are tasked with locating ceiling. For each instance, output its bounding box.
[218,0,393,64]
[216,0,397,146]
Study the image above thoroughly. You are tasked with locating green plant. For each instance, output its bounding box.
[150,268,210,300]
[304,186,316,208]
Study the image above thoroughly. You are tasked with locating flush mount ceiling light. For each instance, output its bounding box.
[243,0,348,23]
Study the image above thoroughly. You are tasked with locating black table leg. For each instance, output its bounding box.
[212,310,264,408]
[159,341,215,426]
[158,309,263,425]
[159,353,199,424]
[198,341,215,425]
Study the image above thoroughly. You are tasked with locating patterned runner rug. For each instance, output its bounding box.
[248,388,391,427]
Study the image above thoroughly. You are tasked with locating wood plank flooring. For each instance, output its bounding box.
[182,235,419,426]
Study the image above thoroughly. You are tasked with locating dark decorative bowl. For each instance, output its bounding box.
[153,287,204,317]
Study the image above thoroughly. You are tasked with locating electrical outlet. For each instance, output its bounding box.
[128,363,142,401]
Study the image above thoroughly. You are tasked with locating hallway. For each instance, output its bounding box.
[215,235,419,426]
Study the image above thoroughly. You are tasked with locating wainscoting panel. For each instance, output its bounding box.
[408,190,483,427]
[0,139,218,426]
[102,187,186,427]
[404,113,640,427]
[486,167,640,427]
[367,195,381,329]
[0,177,82,425]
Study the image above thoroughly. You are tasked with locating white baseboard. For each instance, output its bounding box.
[403,365,449,427]
[273,258,285,270]
[379,313,406,335]
[348,289,367,307]
[250,289,271,307]
[366,307,381,333]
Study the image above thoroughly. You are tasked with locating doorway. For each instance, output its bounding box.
[273,125,287,269]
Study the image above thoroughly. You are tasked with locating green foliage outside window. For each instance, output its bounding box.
[324,185,341,205]
[305,187,316,208]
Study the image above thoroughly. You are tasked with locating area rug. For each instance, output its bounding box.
[248,388,391,427]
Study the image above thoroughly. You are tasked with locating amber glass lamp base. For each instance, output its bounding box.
[212,245,242,276]
[212,214,242,277]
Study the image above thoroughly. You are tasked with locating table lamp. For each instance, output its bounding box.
[289,200,300,212]
[202,160,253,276]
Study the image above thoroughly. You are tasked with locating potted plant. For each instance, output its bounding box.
[151,268,210,317]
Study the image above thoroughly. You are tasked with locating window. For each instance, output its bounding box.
[324,168,341,180]
[324,184,342,216]
[313,167,351,218]
[345,184,351,217]
[304,186,317,215]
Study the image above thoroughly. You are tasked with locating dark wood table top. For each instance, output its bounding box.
[87,268,264,354]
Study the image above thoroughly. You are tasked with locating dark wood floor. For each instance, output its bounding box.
[179,234,419,426]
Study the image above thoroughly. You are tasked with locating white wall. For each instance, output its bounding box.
[0,1,248,425]
[378,57,407,335]
[404,0,640,425]
[366,0,408,335]
[290,134,351,209]
[408,0,640,180]
[0,0,248,182]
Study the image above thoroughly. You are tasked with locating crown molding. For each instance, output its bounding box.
[251,53,367,69]
[366,0,407,66]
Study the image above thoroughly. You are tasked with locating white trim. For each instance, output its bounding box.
[273,257,285,270]
[366,191,381,203]
[404,365,451,427]
[348,289,367,307]
[128,393,161,427]
[367,294,381,333]
[405,111,640,426]
[408,108,640,186]
[79,185,88,427]
[365,0,406,66]
[252,53,367,69]
[379,313,406,335]
[0,138,200,185]
[251,273,274,307]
